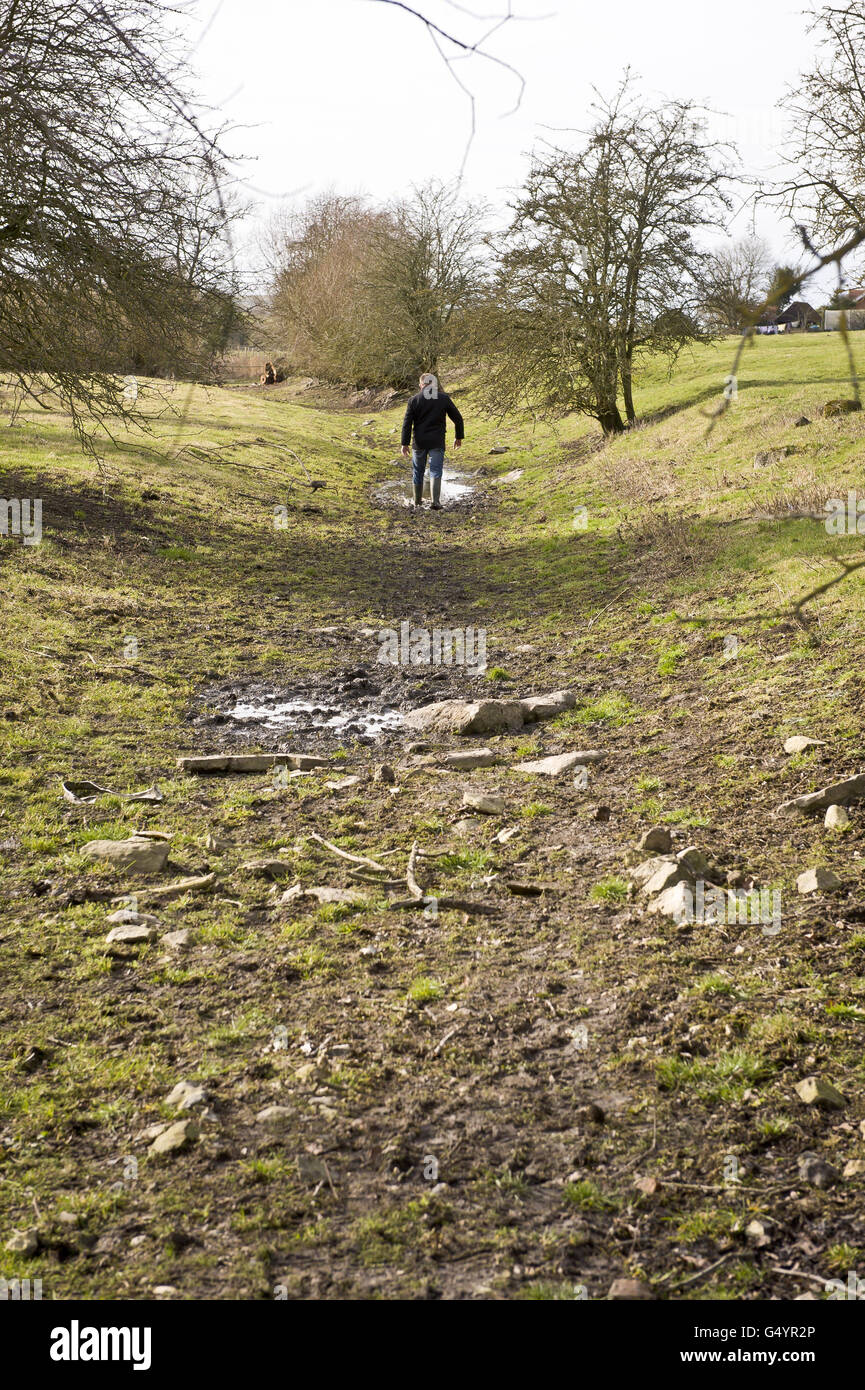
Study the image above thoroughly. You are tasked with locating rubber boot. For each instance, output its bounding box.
[431,475,443,510]
[412,482,423,509]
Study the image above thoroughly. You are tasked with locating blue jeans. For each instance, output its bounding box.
[412,447,445,488]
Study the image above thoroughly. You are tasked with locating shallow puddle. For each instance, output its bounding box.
[227,696,404,739]
[374,465,478,508]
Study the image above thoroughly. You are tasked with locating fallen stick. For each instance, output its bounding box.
[406,841,424,900]
[387,895,500,916]
[308,832,388,873]
[770,1266,837,1290]
[115,872,216,904]
[430,1024,464,1057]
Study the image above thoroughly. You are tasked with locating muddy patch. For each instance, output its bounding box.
[192,663,492,751]
[374,464,479,509]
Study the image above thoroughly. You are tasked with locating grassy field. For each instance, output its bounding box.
[2,332,865,1300]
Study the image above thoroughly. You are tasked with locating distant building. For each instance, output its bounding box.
[825,290,865,332]
[776,300,821,331]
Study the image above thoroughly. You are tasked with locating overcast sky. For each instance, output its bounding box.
[188,0,823,282]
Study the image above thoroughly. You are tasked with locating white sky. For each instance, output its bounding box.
[186,0,827,288]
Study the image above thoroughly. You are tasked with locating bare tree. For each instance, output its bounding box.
[265,183,487,389]
[699,236,774,332]
[777,2,865,264]
[365,182,489,386]
[265,194,395,384]
[479,79,731,434]
[0,0,240,451]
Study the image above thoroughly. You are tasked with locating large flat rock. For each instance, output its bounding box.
[515,750,604,776]
[404,698,525,736]
[81,837,169,873]
[404,691,577,738]
[780,772,865,812]
[519,690,577,721]
[177,753,328,774]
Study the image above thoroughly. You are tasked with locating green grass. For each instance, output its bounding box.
[407,975,444,1004]
[2,330,865,1298]
[590,876,630,905]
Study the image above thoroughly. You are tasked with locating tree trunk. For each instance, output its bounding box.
[621,360,636,424]
[597,404,625,434]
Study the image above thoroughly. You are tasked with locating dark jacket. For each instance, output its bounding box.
[401,389,464,451]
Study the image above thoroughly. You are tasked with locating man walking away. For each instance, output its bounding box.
[400,373,464,511]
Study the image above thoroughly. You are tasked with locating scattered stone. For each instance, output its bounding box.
[296,1155,329,1184]
[634,1175,658,1196]
[494,827,520,844]
[163,929,192,951]
[843,1159,865,1179]
[454,817,482,836]
[433,748,498,770]
[515,750,604,777]
[780,772,865,813]
[519,690,577,722]
[374,764,396,784]
[796,867,841,894]
[406,741,431,754]
[793,416,810,427]
[784,735,824,754]
[240,858,294,879]
[148,1119,199,1156]
[488,445,509,454]
[256,1105,293,1128]
[166,1081,207,1112]
[821,398,862,418]
[608,1277,653,1300]
[5,1228,39,1256]
[745,1219,771,1247]
[325,775,361,791]
[593,805,611,822]
[676,845,710,877]
[632,855,677,888]
[754,445,795,468]
[795,1076,845,1110]
[82,837,169,873]
[797,1152,841,1188]
[580,1102,606,1125]
[105,924,156,945]
[824,804,850,831]
[57,1211,78,1228]
[302,886,368,905]
[461,791,506,815]
[639,827,672,855]
[647,881,694,922]
[496,469,523,483]
[641,859,690,897]
[105,907,161,926]
[137,1123,170,1143]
